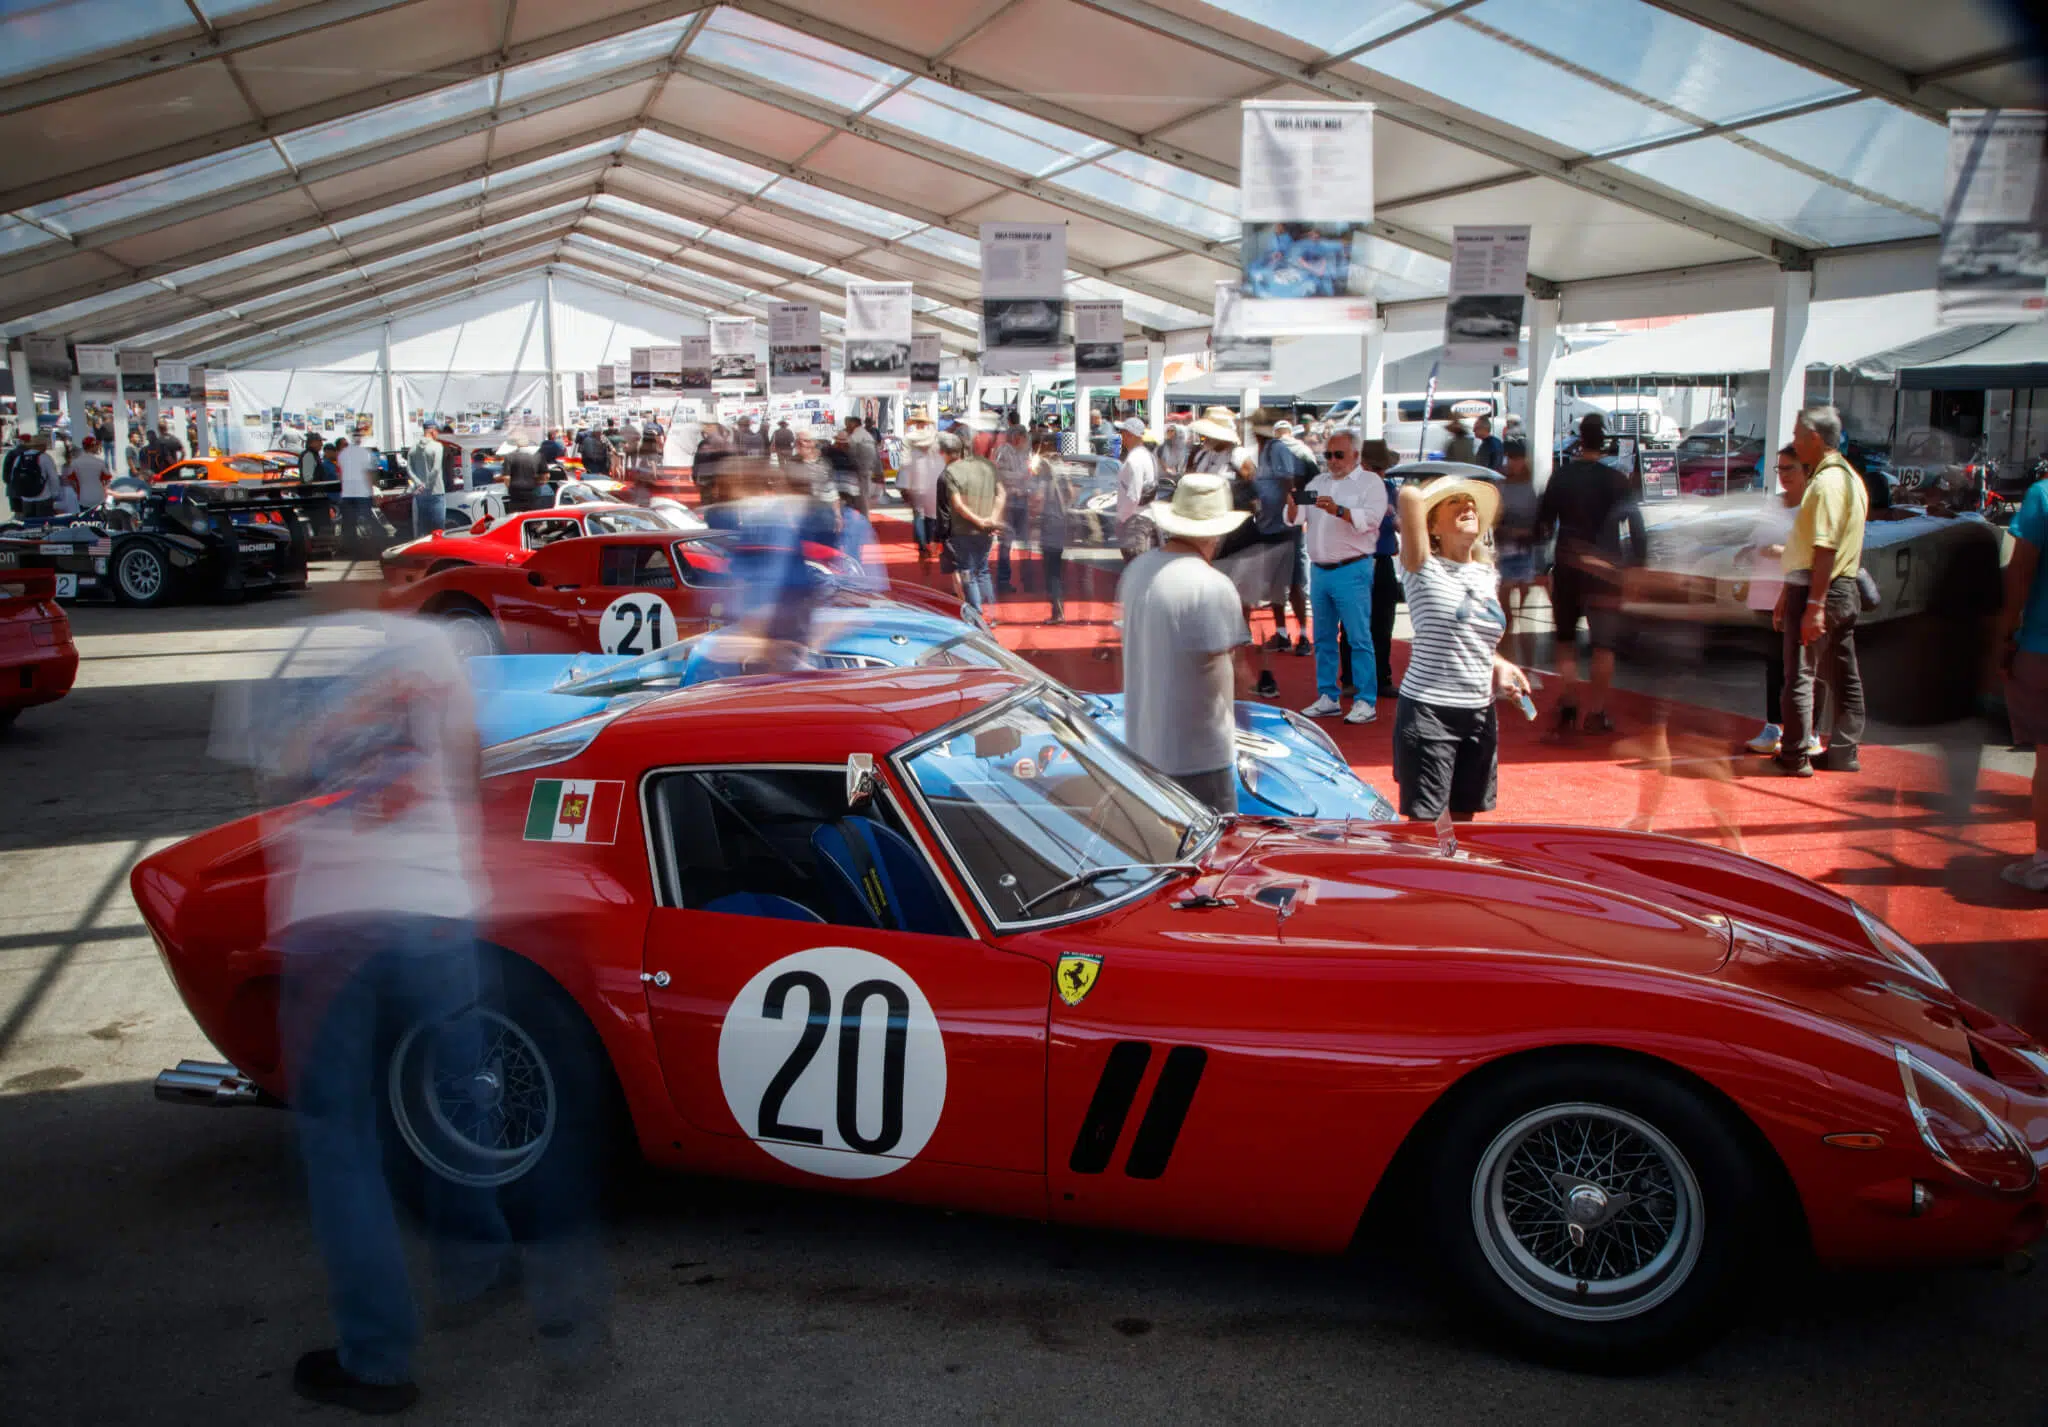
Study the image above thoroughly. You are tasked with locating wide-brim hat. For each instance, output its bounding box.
[1190,405,1240,443]
[902,426,936,448]
[1356,438,1399,471]
[1152,471,1248,539]
[963,410,1003,432]
[1415,473,1501,533]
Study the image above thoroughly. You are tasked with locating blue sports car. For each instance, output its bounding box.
[468,605,1395,821]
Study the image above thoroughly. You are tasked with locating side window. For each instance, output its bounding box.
[599,544,677,588]
[522,517,583,550]
[648,768,966,938]
[673,542,736,588]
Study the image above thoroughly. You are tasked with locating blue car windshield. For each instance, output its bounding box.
[910,632,1041,680]
[900,692,1216,925]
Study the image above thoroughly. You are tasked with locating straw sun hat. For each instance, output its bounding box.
[1151,471,1248,540]
[1189,404,1240,443]
[1414,473,1501,534]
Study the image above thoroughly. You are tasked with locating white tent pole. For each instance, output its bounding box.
[1765,268,1814,467]
[1074,378,1090,455]
[1146,340,1166,437]
[1241,383,1260,448]
[8,347,31,440]
[379,323,398,452]
[1361,320,1385,437]
[108,374,129,472]
[1527,297,1561,493]
[67,372,85,440]
[542,268,563,434]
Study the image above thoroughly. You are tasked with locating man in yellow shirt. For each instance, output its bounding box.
[1772,404,1867,776]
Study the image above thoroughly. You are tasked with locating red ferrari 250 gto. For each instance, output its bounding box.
[136,667,2047,1368]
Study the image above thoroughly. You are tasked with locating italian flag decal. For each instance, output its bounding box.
[524,779,624,844]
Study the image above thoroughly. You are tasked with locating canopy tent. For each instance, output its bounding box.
[1896,325,2048,390]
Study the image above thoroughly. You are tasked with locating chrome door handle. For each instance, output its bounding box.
[640,970,670,987]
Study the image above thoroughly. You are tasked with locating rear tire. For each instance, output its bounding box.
[433,597,502,656]
[112,541,176,607]
[1423,1055,1770,1371]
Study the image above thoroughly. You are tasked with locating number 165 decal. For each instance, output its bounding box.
[717,947,947,1179]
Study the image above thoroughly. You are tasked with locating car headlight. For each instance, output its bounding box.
[480,710,622,775]
[1278,708,1342,760]
[1236,753,1315,817]
[1894,1045,2037,1193]
[1853,903,1949,991]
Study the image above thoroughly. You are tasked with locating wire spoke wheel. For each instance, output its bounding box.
[389,1008,556,1188]
[1472,1101,1703,1323]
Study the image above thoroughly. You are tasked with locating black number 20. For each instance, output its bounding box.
[612,601,665,656]
[757,970,909,1155]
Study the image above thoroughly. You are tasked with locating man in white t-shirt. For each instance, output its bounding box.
[1117,472,1253,812]
[334,437,381,556]
[64,436,110,508]
[1114,417,1160,563]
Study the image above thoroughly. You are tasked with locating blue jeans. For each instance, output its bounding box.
[1312,558,1376,704]
[338,495,379,554]
[950,532,994,609]
[412,491,445,538]
[911,511,931,550]
[281,915,508,1386]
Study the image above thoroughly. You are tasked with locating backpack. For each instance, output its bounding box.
[7,447,46,501]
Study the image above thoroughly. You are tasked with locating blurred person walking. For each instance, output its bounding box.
[2000,471,2048,889]
[898,415,945,560]
[995,423,1032,593]
[843,414,880,517]
[334,437,382,556]
[1440,417,1476,465]
[502,439,543,515]
[1392,474,1531,822]
[1290,428,1387,723]
[733,415,767,459]
[1495,437,1540,657]
[1252,414,1315,654]
[62,435,110,510]
[406,423,446,539]
[1116,416,1162,563]
[1473,414,1505,473]
[575,424,611,478]
[943,430,1003,614]
[785,428,836,506]
[5,432,54,517]
[1361,438,1405,698]
[535,428,565,468]
[1160,419,1191,478]
[1773,405,1867,777]
[1538,413,1645,737]
[771,418,795,462]
[1117,473,1254,811]
[1029,433,1074,623]
[1741,446,1809,757]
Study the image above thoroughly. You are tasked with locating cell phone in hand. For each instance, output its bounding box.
[1515,692,1537,721]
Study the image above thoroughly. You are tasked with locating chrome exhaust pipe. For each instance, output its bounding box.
[154,1059,275,1108]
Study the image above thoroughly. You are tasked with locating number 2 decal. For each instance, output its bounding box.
[599,591,669,656]
[718,948,945,1179]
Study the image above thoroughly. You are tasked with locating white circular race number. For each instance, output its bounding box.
[717,947,946,1179]
[598,591,672,656]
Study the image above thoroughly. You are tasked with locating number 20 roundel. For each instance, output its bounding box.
[717,947,947,1179]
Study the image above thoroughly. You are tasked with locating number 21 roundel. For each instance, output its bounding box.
[598,591,670,656]
[717,947,946,1179]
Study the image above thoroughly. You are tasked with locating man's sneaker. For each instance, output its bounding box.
[1344,701,1377,725]
[1292,636,1313,656]
[2001,856,2048,892]
[1769,757,1815,778]
[1804,734,1826,758]
[292,1349,418,1416]
[1302,695,1343,718]
[1255,670,1279,698]
[1585,711,1618,735]
[1262,633,1290,652]
[1743,723,1782,755]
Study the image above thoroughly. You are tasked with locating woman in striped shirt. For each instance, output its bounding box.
[1392,475,1532,822]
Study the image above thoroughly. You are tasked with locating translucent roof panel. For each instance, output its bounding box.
[567,236,757,300]
[1,0,192,81]
[501,17,697,105]
[20,141,287,239]
[1617,137,1936,247]
[1471,0,1854,128]
[697,229,822,276]
[591,196,708,241]
[333,182,485,238]
[165,229,337,289]
[0,214,61,260]
[1738,99,1946,216]
[484,137,625,191]
[1347,234,1452,302]
[630,132,777,196]
[1050,153,1240,242]
[281,78,497,170]
[687,7,906,113]
[870,80,1111,178]
[359,204,585,277]
[2,280,169,339]
[1066,276,1207,331]
[898,225,980,267]
[759,177,922,239]
[1198,1,1429,56]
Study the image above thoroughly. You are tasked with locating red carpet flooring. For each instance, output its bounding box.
[857,508,2048,1038]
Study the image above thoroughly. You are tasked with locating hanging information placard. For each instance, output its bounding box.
[676,338,709,394]
[979,224,1068,374]
[156,362,192,400]
[1939,110,2048,324]
[1209,283,1273,388]
[117,349,156,395]
[629,347,653,393]
[75,345,117,395]
[1443,226,1529,362]
[844,281,912,395]
[1073,300,1124,380]
[22,335,69,381]
[909,332,941,393]
[649,344,684,393]
[203,369,229,405]
[768,302,826,394]
[1238,101,1378,336]
[710,316,756,393]
[610,361,630,400]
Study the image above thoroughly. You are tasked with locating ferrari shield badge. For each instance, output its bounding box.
[1056,953,1103,1007]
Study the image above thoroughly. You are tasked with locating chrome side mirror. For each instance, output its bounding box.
[846,752,877,809]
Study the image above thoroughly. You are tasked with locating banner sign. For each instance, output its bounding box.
[979,224,1068,374]
[22,335,69,381]
[844,281,912,395]
[1938,110,2048,324]
[156,362,192,400]
[203,368,229,404]
[909,331,941,393]
[1443,225,1530,362]
[676,338,709,394]
[610,361,630,400]
[1208,283,1273,388]
[1073,300,1124,380]
[117,349,156,395]
[768,302,826,394]
[710,316,755,393]
[75,344,117,395]
[1237,101,1378,336]
[629,346,652,392]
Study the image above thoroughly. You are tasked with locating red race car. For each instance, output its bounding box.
[137,668,2047,1368]
[0,568,78,727]
[381,529,976,657]
[378,503,691,585]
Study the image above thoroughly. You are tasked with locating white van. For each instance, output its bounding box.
[1324,392,1501,458]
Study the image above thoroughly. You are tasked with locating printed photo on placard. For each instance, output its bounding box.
[909,331,941,391]
[1073,299,1124,379]
[979,224,1069,373]
[1209,283,1273,388]
[1939,110,2048,324]
[844,281,912,395]
[671,340,704,393]
[1444,294,1525,348]
[768,302,827,394]
[629,347,653,392]
[1237,102,1377,335]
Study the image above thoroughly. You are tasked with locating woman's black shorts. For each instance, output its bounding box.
[1393,695,1499,820]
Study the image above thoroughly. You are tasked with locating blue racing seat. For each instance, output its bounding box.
[810,818,958,938]
[702,892,823,923]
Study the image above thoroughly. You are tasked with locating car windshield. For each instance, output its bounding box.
[900,692,1216,925]
[909,631,1041,680]
[585,509,667,534]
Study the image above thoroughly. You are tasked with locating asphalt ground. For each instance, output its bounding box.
[2,563,2046,1426]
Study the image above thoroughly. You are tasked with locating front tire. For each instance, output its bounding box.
[432,597,502,656]
[112,541,176,607]
[1424,1055,1770,1371]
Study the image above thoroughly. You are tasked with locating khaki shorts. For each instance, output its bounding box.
[2008,648,2048,745]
